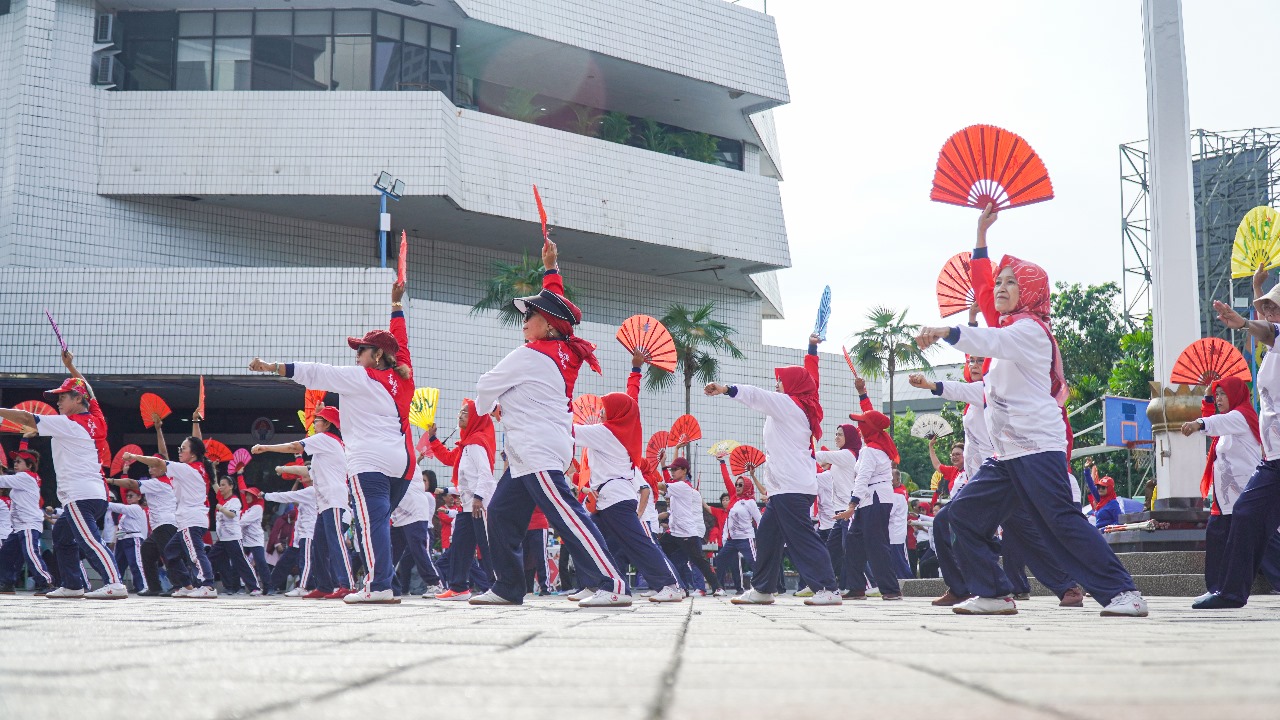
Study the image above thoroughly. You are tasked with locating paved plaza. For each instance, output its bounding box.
[2,594,1279,719]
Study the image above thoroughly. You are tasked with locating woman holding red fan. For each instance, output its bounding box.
[705,334,840,606]
[471,238,627,606]
[916,215,1146,617]
[426,399,498,602]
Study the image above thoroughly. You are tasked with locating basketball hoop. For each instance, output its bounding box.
[1126,439,1154,471]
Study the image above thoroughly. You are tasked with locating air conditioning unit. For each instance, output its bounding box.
[94,55,118,86]
[94,14,114,44]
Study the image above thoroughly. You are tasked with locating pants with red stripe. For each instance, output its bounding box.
[485,468,625,603]
[52,499,121,590]
[350,472,410,592]
[163,526,216,589]
[0,529,53,589]
[313,508,355,592]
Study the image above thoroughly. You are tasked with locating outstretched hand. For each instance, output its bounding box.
[1213,300,1246,330]
[853,376,867,395]
[392,281,406,304]
[978,202,998,234]
[542,238,558,271]
[631,350,647,368]
[248,357,271,373]
[907,373,932,390]
[704,383,729,396]
[917,327,949,350]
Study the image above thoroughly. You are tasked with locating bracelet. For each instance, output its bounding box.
[391,302,403,308]
[967,321,979,327]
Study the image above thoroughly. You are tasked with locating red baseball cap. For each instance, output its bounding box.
[664,457,690,472]
[848,410,891,432]
[1096,476,1115,492]
[242,485,263,499]
[315,405,340,429]
[347,329,399,357]
[45,377,90,403]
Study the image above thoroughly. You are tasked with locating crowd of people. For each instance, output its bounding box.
[5,209,1280,616]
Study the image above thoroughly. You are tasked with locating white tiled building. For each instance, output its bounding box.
[0,0,867,498]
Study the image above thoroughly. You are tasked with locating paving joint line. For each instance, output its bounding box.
[644,596,696,720]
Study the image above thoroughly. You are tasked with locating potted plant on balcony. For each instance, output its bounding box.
[636,118,681,155]
[570,104,603,137]
[599,111,634,145]
[677,131,720,165]
[471,252,579,326]
[499,87,548,123]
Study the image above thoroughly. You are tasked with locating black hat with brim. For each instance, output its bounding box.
[513,289,579,325]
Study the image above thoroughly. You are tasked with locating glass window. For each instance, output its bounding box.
[294,10,331,36]
[430,24,453,52]
[255,11,292,36]
[216,11,252,37]
[175,38,212,90]
[332,35,371,91]
[334,10,370,35]
[251,36,294,90]
[213,37,251,90]
[178,12,213,38]
[123,39,175,90]
[403,19,428,47]
[292,36,332,90]
[374,39,401,90]
[120,10,177,40]
[401,44,429,89]
[376,13,401,40]
[428,49,453,97]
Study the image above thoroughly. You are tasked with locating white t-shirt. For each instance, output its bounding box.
[264,487,316,543]
[723,499,761,541]
[729,385,817,496]
[1255,331,1280,461]
[216,496,243,541]
[291,363,412,479]
[938,380,996,481]
[573,424,641,511]
[240,503,265,547]
[813,449,857,508]
[665,480,705,539]
[36,415,106,504]
[0,472,44,532]
[888,492,908,545]
[814,469,836,530]
[138,477,177,528]
[299,432,349,513]
[476,346,576,478]
[391,478,434,527]
[108,502,149,539]
[1201,410,1263,514]
[851,447,894,506]
[167,461,210,530]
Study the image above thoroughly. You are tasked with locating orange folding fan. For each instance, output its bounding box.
[729,445,766,478]
[110,444,143,476]
[197,376,206,421]
[646,431,670,462]
[140,393,171,429]
[303,389,326,431]
[937,252,977,318]
[1170,337,1251,386]
[0,400,56,433]
[668,415,702,447]
[572,394,605,425]
[616,315,678,373]
[204,439,233,464]
[930,125,1054,212]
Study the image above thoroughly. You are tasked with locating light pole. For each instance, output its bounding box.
[373,172,405,268]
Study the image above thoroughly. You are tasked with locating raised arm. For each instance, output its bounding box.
[854,376,874,413]
[719,460,737,503]
[390,281,412,373]
[927,437,943,471]
[972,204,1000,327]
[425,424,462,466]
[155,420,169,461]
[805,334,821,388]
[191,410,203,441]
[61,350,97,399]
[1214,300,1278,349]
[542,239,564,293]
[627,350,645,401]
[252,442,305,456]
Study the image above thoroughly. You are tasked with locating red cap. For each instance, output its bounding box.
[315,405,340,429]
[242,485,263,499]
[664,457,690,472]
[1096,476,1115,492]
[346,329,399,357]
[45,377,90,403]
[848,410,891,432]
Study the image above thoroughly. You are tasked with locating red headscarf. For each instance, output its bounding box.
[601,392,644,470]
[1093,475,1118,511]
[775,366,824,440]
[838,423,862,458]
[735,475,755,503]
[459,399,497,472]
[1201,377,1260,504]
[535,314,602,378]
[996,255,1068,406]
[849,410,899,464]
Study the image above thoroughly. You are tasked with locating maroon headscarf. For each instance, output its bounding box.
[838,423,862,457]
[774,366,823,440]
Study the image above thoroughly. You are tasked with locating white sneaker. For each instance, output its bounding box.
[249,589,263,597]
[1193,591,1214,604]
[187,586,218,599]
[804,590,843,606]
[712,588,726,597]
[468,590,516,606]
[794,586,815,598]
[283,587,306,598]
[567,588,594,602]
[422,584,445,597]
[649,585,684,603]
[637,588,657,598]
[171,586,193,598]
[953,595,1017,615]
[44,587,84,599]
[1100,590,1149,617]
[730,589,774,605]
[866,587,882,597]
[578,589,633,607]
[85,583,129,600]
[343,588,399,604]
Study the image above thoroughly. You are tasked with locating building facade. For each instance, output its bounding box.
[0,0,868,499]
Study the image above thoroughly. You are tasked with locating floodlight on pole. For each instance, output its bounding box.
[373,172,405,269]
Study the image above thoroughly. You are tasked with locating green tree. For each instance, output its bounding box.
[645,302,744,415]
[470,252,577,327]
[1052,282,1133,385]
[599,111,633,144]
[1109,315,1155,399]
[850,306,935,443]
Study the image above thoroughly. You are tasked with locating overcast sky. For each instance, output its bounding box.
[760,0,1280,366]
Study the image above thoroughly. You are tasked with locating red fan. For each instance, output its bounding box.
[302,389,326,431]
[729,445,766,478]
[397,230,408,286]
[572,394,605,425]
[140,393,171,429]
[616,315,678,373]
[668,415,702,447]
[936,252,978,318]
[415,431,434,460]
[197,375,206,421]
[533,185,549,243]
[204,439,233,464]
[646,431,670,462]
[841,345,861,379]
[1170,338,1251,386]
[0,400,56,433]
[110,444,144,476]
[930,125,1054,212]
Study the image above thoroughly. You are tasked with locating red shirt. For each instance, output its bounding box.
[527,506,550,531]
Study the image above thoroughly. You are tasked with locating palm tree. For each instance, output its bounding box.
[470,252,577,326]
[645,302,744,415]
[850,306,935,442]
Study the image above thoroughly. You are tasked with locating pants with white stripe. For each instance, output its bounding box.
[445,512,493,593]
[844,496,898,595]
[350,472,410,592]
[392,520,443,594]
[594,499,678,593]
[523,529,550,593]
[163,526,215,589]
[270,539,308,593]
[0,529,53,589]
[211,539,261,592]
[113,536,148,593]
[485,468,625,603]
[714,537,756,591]
[245,544,269,590]
[313,508,355,592]
[52,499,121,590]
